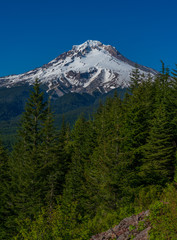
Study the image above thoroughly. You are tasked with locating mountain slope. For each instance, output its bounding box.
[0,40,157,96]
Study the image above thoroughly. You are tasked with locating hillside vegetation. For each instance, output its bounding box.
[0,64,177,239]
[0,85,126,149]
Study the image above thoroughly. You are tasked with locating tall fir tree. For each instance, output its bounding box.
[55,117,71,195]
[118,69,154,193]
[8,80,55,233]
[0,139,11,239]
[170,64,177,144]
[87,96,123,213]
[63,116,96,215]
[38,99,59,209]
[140,102,175,185]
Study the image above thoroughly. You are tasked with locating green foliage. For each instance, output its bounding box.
[134,185,162,212]
[15,201,91,240]
[7,80,60,236]
[0,87,127,148]
[118,72,155,196]
[129,225,136,231]
[86,96,124,213]
[51,118,71,199]
[1,64,177,239]
[137,220,146,231]
[15,201,128,240]
[141,103,175,185]
[149,184,177,240]
[63,116,96,215]
[0,139,11,239]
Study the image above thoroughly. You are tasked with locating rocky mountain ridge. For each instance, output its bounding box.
[0,40,157,97]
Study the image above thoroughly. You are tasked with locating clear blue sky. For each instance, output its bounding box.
[0,0,177,76]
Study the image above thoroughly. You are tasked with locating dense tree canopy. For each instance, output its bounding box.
[1,66,177,239]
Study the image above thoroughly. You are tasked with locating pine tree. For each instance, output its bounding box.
[55,117,71,194]
[170,64,177,144]
[8,79,53,229]
[63,116,96,215]
[119,70,154,191]
[18,79,48,150]
[129,66,143,92]
[87,96,123,213]
[38,100,59,209]
[170,64,177,182]
[39,106,71,209]
[140,103,175,185]
[154,62,170,106]
[0,139,10,239]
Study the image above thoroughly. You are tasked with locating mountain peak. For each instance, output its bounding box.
[72,40,103,52]
[0,40,157,96]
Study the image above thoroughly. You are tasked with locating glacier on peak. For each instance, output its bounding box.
[72,40,103,52]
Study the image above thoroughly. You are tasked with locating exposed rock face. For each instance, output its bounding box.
[90,210,150,240]
[0,40,157,97]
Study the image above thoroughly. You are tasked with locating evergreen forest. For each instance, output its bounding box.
[0,64,177,239]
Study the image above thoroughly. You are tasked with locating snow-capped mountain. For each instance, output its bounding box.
[0,40,157,96]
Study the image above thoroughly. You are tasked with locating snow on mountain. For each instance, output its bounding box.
[0,40,157,96]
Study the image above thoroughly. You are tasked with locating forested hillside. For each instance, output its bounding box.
[0,85,126,149]
[0,64,177,239]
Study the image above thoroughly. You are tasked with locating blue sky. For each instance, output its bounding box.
[0,0,177,76]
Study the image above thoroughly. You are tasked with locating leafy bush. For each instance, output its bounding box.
[15,201,91,240]
[149,184,177,240]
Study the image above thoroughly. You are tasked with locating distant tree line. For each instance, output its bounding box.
[0,64,177,239]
